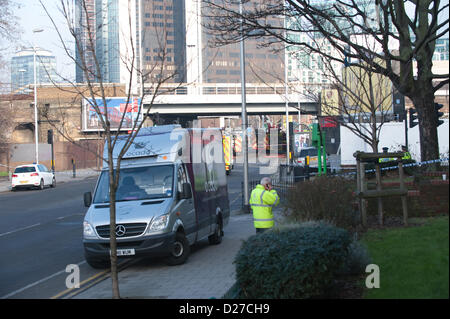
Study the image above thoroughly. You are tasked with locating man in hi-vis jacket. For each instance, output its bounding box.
[249,177,280,233]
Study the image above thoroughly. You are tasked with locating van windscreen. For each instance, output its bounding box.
[93,165,174,203]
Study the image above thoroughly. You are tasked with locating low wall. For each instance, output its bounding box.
[1,140,104,172]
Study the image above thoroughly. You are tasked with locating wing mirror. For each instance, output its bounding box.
[84,192,92,207]
[178,183,192,200]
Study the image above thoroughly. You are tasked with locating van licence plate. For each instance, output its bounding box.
[113,249,135,256]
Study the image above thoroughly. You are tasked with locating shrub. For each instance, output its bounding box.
[284,176,359,232]
[234,222,352,299]
[337,240,372,276]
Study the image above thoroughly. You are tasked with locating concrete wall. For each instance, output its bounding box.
[2,140,104,173]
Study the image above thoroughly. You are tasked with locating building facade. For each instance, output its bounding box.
[74,0,285,89]
[10,48,57,94]
[75,0,137,87]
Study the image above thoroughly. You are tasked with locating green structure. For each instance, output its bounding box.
[311,123,327,175]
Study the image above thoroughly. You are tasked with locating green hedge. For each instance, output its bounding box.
[234,222,352,298]
[284,176,358,232]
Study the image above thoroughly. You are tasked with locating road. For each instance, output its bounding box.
[0,177,98,299]
[0,162,273,299]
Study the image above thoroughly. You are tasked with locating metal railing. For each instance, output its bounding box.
[142,82,325,96]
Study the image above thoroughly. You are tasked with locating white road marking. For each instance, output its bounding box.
[0,261,86,299]
[0,223,41,238]
[0,214,84,238]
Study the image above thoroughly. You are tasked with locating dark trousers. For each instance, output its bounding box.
[256,228,269,234]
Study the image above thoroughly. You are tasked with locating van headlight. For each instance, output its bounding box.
[83,221,97,239]
[147,214,169,233]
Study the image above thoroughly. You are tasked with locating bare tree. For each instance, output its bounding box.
[203,0,449,167]
[40,0,184,298]
[0,95,15,172]
[0,0,22,169]
[0,0,22,91]
[319,49,394,226]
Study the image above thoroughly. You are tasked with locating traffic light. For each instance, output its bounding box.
[409,108,418,128]
[47,129,53,144]
[435,103,444,127]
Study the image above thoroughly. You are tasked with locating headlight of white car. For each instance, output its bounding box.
[147,214,169,233]
[83,221,97,239]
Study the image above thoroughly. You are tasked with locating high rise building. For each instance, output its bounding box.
[75,0,137,86]
[74,0,96,83]
[196,1,284,84]
[139,0,187,83]
[74,0,284,88]
[10,48,57,93]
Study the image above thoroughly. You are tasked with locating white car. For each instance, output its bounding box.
[11,164,56,191]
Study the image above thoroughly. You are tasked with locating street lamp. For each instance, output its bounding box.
[284,1,291,164]
[33,28,44,164]
[18,69,26,93]
[239,2,265,213]
[239,1,250,213]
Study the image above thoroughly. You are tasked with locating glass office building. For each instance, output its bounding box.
[75,0,284,86]
[10,48,57,94]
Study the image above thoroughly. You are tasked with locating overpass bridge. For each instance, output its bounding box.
[142,83,319,119]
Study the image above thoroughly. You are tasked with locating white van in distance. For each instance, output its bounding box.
[82,125,230,268]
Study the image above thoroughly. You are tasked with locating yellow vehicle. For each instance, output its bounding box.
[296,146,329,170]
[223,132,233,175]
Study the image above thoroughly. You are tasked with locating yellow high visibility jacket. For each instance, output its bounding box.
[402,152,412,160]
[249,184,280,229]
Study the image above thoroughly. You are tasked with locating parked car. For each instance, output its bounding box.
[11,164,56,191]
[295,146,330,169]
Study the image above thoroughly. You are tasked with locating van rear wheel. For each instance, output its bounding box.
[165,232,190,266]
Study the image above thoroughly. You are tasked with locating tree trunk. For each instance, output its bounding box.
[375,164,383,226]
[371,142,383,226]
[108,154,120,299]
[412,95,440,170]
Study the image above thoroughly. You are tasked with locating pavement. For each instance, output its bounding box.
[72,207,285,299]
[0,168,100,193]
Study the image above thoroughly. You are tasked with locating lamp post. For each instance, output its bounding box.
[238,1,266,213]
[239,1,250,213]
[285,55,290,163]
[18,69,26,93]
[284,1,290,164]
[33,28,44,164]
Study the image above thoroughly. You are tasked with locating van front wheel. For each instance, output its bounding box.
[165,232,190,266]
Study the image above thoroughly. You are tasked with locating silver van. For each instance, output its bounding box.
[83,125,230,268]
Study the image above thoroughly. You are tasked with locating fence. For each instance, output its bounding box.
[241,164,308,208]
[240,158,449,209]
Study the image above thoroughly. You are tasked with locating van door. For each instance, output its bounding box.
[175,164,196,243]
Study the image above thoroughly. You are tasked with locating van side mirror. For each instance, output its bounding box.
[84,192,92,207]
[179,183,192,200]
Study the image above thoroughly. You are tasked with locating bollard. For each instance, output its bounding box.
[72,159,76,178]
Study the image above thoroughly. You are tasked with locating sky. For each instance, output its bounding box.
[4,0,75,82]
[3,0,449,86]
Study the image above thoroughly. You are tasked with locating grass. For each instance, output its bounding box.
[0,171,9,177]
[361,216,449,299]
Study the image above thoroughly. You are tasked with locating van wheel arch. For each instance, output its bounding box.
[165,229,190,266]
[208,209,223,245]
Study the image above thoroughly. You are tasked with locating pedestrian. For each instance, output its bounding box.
[401,145,412,160]
[249,177,280,234]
